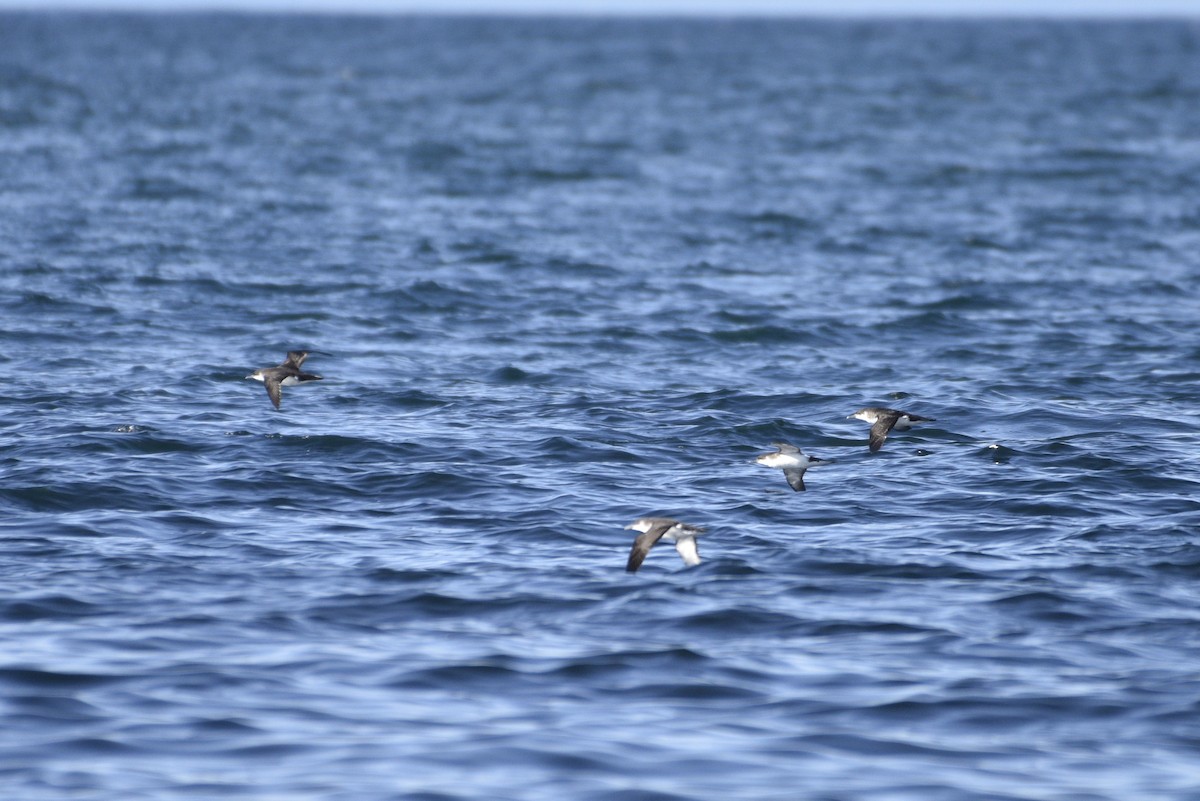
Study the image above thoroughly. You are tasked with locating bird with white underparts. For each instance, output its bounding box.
[623,517,706,573]
[848,406,935,452]
[755,442,829,491]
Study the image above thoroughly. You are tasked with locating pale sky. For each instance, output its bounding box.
[1,0,1198,14]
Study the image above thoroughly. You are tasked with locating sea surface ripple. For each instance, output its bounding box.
[2,13,1200,801]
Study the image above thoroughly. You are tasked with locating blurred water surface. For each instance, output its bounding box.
[2,13,1200,801]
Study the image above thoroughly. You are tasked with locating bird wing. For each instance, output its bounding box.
[868,413,899,452]
[264,376,283,409]
[284,351,309,368]
[626,522,673,573]
[673,535,701,567]
[296,372,323,382]
[783,468,807,492]
[772,442,801,453]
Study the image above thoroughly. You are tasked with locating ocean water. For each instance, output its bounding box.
[2,12,1200,800]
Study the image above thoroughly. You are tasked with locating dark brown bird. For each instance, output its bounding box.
[623,517,705,573]
[246,351,327,410]
[849,407,935,452]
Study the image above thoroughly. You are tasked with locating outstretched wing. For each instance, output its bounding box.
[264,376,283,409]
[284,351,310,368]
[783,468,807,492]
[626,522,673,573]
[673,535,701,567]
[771,442,801,454]
[868,413,899,452]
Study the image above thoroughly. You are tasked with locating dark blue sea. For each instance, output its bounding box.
[3,12,1200,800]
